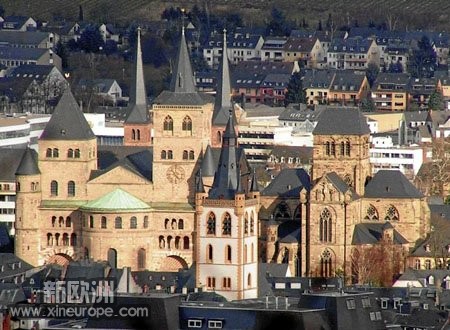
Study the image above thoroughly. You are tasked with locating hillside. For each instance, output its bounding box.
[3,0,450,31]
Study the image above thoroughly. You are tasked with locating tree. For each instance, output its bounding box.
[429,91,444,110]
[78,5,84,21]
[284,72,306,106]
[388,60,403,73]
[55,41,69,69]
[267,7,290,36]
[79,25,104,53]
[365,63,379,88]
[408,36,437,78]
[360,97,376,112]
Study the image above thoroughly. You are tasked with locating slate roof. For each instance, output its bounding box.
[213,32,232,126]
[278,105,322,122]
[153,90,213,106]
[81,188,151,212]
[269,145,313,163]
[15,148,39,175]
[0,148,27,181]
[170,28,196,93]
[277,221,300,243]
[9,64,57,79]
[262,168,310,197]
[303,69,335,89]
[352,223,408,245]
[40,88,95,140]
[200,145,216,177]
[429,204,450,221]
[0,253,33,282]
[325,172,355,195]
[97,145,151,170]
[312,107,370,135]
[329,71,366,92]
[374,73,410,91]
[0,31,49,46]
[329,37,374,53]
[283,37,317,53]
[364,170,424,199]
[0,46,47,60]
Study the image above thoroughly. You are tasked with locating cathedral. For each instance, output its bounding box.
[14,28,430,300]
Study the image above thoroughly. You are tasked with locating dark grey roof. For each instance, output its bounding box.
[374,73,410,90]
[195,169,205,193]
[170,29,196,93]
[278,106,322,122]
[9,64,56,78]
[278,221,300,243]
[125,29,149,124]
[15,148,39,175]
[303,69,335,89]
[262,168,310,197]
[40,88,95,140]
[352,223,408,245]
[329,37,373,53]
[200,145,216,177]
[329,71,366,92]
[0,148,27,181]
[213,31,232,126]
[0,253,33,282]
[0,46,47,60]
[313,107,370,135]
[153,90,213,106]
[249,168,260,192]
[325,172,353,195]
[364,170,424,199]
[429,204,450,221]
[0,31,49,46]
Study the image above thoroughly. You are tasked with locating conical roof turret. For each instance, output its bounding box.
[16,148,40,175]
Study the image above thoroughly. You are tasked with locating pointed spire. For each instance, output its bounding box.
[208,111,239,200]
[213,29,232,126]
[40,88,95,140]
[201,145,216,177]
[125,27,149,124]
[195,169,206,193]
[170,27,196,93]
[249,168,260,192]
[235,169,245,195]
[16,148,40,175]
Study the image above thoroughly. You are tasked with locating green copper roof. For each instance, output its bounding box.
[81,188,151,211]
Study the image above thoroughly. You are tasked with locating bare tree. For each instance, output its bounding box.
[386,13,398,31]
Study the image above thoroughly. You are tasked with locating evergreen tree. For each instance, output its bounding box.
[365,63,379,87]
[429,91,444,110]
[78,25,104,53]
[284,72,306,106]
[78,5,84,21]
[408,35,437,78]
[55,41,69,69]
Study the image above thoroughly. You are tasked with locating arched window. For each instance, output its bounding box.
[115,216,122,229]
[273,202,291,221]
[183,236,189,249]
[340,141,345,156]
[171,219,176,229]
[89,215,94,228]
[330,141,336,156]
[159,236,165,248]
[175,236,181,249]
[62,233,69,246]
[66,217,71,227]
[107,248,117,268]
[132,129,136,140]
[178,219,184,230]
[345,141,351,156]
[67,148,74,158]
[164,218,169,229]
[425,260,431,270]
[163,116,173,132]
[244,213,249,235]
[325,142,330,156]
[415,259,421,269]
[101,216,107,229]
[226,245,232,263]
[183,150,188,160]
[319,208,332,242]
[75,149,80,158]
[364,205,379,221]
[143,216,149,228]
[161,150,167,159]
[385,205,399,221]
[320,249,333,277]
[70,233,77,246]
[167,150,173,159]
[53,148,59,157]
[182,116,192,133]
[46,148,52,157]
[55,233,60,246]
[51,216,56,227]
[251,243,254,262]
[189,150,195,160]
[222,213,231,236]
[130,216,137,229]
[47,233,53,246]
[50,180,58,196]
[136,129,141,140]
[138,248,146,269]
[167,236,173,249]
[244,244,248,263]
[207,244,213,262]
[58,216,64,227]
[67,181,75,197]
[250,214,255,234]
[84,247,89,259]
[207,213,216,235]
[217,131,222,144]
[247,273,252,287]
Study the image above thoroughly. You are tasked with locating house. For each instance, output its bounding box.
[0,30,56,49]
[303,69,335,105]
[328,71,370,106]
[327,37,380,70]
[283,37,326,68]
[384,43,410,72]
[371,73,410,111]
[42,21,83,43]
[260,36,286,62]
[259,73,291,105]
[0,46,62,71]
[77,78,123,104]
[409,77,438,109]
[1,16,37,31]
[99,23,120,43]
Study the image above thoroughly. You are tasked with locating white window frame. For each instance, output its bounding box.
[188,319,202,328]
[208,320,223,329]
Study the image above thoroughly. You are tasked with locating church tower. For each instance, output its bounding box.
[124,27,152,147]
[211,30,235,147]
[152,27,213,204]
[311,107,371,195]
[15,148,41,266]
[196,114,259,301]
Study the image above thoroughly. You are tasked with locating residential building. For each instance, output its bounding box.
[371,73,410,111]
[77,78,123,105]
[1,16,37,31]
[0,46,62,71]
[283,37,326,68]
[260,37,286,62]
[303,70,335,105]
[0,30,56,49]
[409,77,437,109]
[327,37,380,70]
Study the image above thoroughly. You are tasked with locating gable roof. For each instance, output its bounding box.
[352,223,408,245]
[325,172,354,195]
[81,188,151,212]
[262,168,310,197]
[364,170,424,199]
[0,31,49,46]
[313,107,370,135]
[40,88,95,140]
